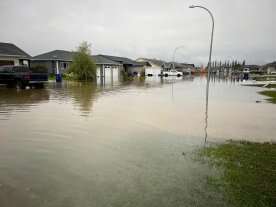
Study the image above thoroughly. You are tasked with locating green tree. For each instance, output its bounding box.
[69,41,97,81]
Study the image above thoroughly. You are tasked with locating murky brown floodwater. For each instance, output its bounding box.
[0,76,275,206]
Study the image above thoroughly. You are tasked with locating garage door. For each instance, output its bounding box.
[104,66,112,78]
[112,66,119,80]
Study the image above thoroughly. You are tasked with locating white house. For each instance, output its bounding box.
[136,58,164,76]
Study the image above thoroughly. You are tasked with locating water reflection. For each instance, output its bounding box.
[1,75,275,140]
[0,87,49,120]
[72,83,97,115]
[0,75,276,207]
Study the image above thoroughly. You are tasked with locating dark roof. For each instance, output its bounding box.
[244,65,260,69]
[91,55,121,65]
[0,42,31,58]
[137,61,152,67]
[265,61,276,67]
[32,50,121,65]
[32,50,75,61]
[162,62,195,69]
[99,55,143,66]
[136,58,165,67]
[180,63,195,68]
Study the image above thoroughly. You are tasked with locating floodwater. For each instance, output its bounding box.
[0,76,275,207]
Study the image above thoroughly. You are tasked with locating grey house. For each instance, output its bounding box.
[99,55,145,76]
[0,42,31,66]
[31,50,73,74]
[31,50,122,77]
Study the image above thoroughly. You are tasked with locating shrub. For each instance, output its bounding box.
[68,41,97,81]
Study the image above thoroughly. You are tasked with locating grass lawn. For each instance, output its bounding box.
[259,90,276,103]
[199,141,276,207]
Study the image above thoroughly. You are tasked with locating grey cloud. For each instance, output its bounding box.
[0,0,275,65]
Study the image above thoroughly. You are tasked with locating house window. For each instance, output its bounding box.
[63,63,67,69]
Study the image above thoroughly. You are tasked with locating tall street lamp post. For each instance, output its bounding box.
[189,5,215,142]
[172,45,185,70]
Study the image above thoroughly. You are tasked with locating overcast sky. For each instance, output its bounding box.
[0,0,275,65]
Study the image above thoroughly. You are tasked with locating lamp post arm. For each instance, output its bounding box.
[191,6,214,69]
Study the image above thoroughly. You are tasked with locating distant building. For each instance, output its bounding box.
[243,65,260,73]
[31,50,121,77]
[162,62,195,73]
[0,42,31,66]
[262,61,276,74]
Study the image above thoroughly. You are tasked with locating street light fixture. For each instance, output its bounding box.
[189,5,215,142]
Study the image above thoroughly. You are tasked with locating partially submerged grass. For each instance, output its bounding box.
[259,90,276,103]
[199,141,276,207]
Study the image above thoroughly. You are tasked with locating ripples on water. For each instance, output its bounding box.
[0,76,275,206]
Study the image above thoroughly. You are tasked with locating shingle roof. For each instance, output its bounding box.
[0,42,31,58]
[91,55,121,65]
[32,50,75,61]
[32,50,121,65]
[265,61,276,67]
[137,58,165,67]
[99,55,143,67]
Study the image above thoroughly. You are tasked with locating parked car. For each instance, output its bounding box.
[162,69,182,77]
[145,67,162,76]
[243,68,250,74]
[0,65,48,89]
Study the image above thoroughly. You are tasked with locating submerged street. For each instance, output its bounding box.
[0,76,275,206]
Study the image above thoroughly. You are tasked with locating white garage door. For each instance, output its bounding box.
[104,66,112,78]
[112,66,119,80]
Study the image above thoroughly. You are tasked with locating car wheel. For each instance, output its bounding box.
[16,80,26,89]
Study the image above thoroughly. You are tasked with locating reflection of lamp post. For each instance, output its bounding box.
[189,5,214,142]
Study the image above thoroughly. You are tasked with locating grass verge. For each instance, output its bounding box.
[199,141,276,207]
[258,90,276,103]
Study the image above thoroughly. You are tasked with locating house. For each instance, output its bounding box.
[262,61,276,74]
[243,65,260,73]
[31,50,122,77]
[165,62,195,73]
[0,42,31,66]
[136,58,164,76]
[31,50,73,74]
[99,55,144,76]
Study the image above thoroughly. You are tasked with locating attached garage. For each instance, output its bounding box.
[92,55,122,85]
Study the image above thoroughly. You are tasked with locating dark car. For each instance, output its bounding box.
[0,65,48,89]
